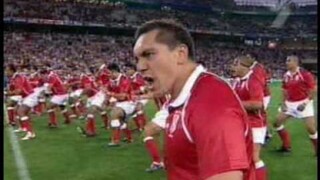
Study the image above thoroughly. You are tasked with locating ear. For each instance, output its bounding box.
[175,44,189,65]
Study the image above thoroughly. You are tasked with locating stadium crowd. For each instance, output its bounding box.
[4,0,317,35]
[4,31,317,79]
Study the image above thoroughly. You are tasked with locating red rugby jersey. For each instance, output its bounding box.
[164,66,255,180]
[282,67,315,102]
[10,73,34,97]
[233,71,266,128]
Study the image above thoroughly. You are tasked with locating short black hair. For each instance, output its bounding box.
[6,63,17,73]
[197,60,206,67]
[287,55,300,63]
[124,62,136,71]
[246,52,258,61]
[107,63,121,72]
[134,19,195,59]
[235,55,255,68]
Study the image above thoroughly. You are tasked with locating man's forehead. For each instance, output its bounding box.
[287,56,298,61]
[133,30,159,54]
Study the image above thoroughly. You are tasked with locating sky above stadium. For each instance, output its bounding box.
[234,0,317,7]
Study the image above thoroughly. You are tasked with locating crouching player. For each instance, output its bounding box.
[77,73,107,137]
[5,80,22,128]
[40,69,71,127]
[105,63,134,147]
[67,73,85,119]
[5,64,42,140]
[124,62,148,132]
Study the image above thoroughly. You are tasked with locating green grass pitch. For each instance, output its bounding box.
[4,82,317,180]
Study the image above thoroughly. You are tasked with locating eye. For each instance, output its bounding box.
[143,52,155,60]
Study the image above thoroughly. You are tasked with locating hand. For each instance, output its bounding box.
[297,103,307,111]
[131,95,140,101]
[108,92,114,96]
[101,87,107,93]
[280,103,287,112]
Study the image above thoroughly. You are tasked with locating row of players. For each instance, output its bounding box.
[4,62,170,171]
[4,54,317,175]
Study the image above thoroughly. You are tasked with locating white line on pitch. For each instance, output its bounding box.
[4,105,32,180]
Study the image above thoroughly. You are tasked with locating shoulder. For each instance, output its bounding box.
[196,72,231,88]
[300,68,313,77]
[249,73,262,84]
[120,76,131,85]
[190,72,240,106]
[121,76,130,82]
[283,71,289,78]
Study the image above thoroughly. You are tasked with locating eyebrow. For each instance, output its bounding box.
[136,48,156,57]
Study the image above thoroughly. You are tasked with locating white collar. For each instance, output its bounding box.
[131,72,139,79]
[240,70,253,80]
[250,61,258,70]
[12,72,19,78]
[169,65,206,108]
[48,71,55,77]
[286,67,300,76]
[113,73,123,86]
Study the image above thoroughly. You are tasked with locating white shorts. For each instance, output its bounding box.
[69,89,83,98]
[136,99,149,106]
[284,99,314,119]
[151,108,169,129]
[115,101,136,116]
[50,94,69,105]
[33,86,47,96]
[86,91,105,108]
[252,127,267,144]
[9,95,23,103]
[263,96,271,110]
[22,92,40,108]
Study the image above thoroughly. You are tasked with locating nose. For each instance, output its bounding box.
[136,59,148,75]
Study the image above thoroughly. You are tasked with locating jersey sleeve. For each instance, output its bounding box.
[187,80,250,179]
[48,75,57,86]
[282,75,287,90]
[13,76,24,90]
[248,76,264,102]
[303,72,315,90]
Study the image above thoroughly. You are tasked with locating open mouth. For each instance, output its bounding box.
[144,76,154,84]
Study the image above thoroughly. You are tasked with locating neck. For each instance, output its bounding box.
[170,63,198,100]
[240,69,250,78]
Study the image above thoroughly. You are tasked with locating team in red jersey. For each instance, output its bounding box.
[3,20,318,180]
[273,55,317,155]
[231,56,267,180]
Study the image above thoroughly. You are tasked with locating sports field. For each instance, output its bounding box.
[4,82,317,180]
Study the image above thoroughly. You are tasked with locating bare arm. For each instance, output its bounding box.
[7,89,22,96]
[242,101,263,111]
[307,88,316,101]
